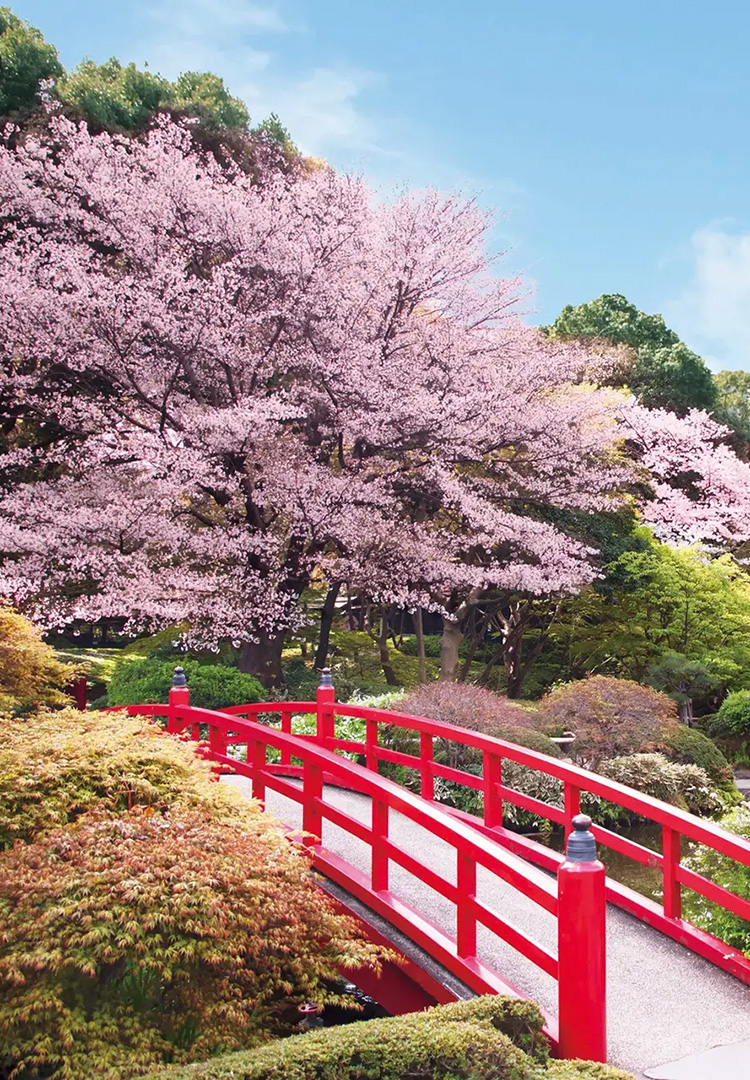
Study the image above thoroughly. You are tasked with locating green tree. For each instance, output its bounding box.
[714,369,750,456]
[57,57,170,132]
[545,293,716,415]
[0,6,62,116]
[552,533,750,713]
[253,110,296,152]
[56,58,250,135]
[172,70,249,131]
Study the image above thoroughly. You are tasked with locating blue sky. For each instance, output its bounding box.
[16,0,750,370]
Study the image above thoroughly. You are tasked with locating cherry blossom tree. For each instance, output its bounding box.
[1,114,749,686]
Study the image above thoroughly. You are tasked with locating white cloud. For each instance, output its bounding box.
[138,0,383,159]
[667,225,750,372]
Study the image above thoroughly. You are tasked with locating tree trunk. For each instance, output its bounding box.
[376,609,399,685]
[414,607,427,683]
[500,601,526,699]
[314,583,340,670]
[678,698,694,726]
[239,630,286,689]
[440,618,463,682]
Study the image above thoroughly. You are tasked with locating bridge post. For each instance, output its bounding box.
[557,814,607,1063]
[168,666,190,733]
[317,667,336,744]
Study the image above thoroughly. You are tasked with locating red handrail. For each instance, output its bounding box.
[127,694,607,1061]
[211,692,750,987]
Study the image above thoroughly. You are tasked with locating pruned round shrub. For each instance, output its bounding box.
[0,606,77,712]
[0,708,255,849]
[399,682,538,734]
[712,690,750,737]
[596,754,724,818]
[663,725,737,792]
[106,657,263,709]
[0,809,382,1079]
[148,995,548,1079]
[539,676,678,767]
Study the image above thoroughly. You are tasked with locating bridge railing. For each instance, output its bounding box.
[218,675,750,989]
[127,682,606,1062]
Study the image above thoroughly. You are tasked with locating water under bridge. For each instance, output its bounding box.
[125,674,750,1079]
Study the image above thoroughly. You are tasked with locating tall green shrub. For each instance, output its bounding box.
[106,658,263,709]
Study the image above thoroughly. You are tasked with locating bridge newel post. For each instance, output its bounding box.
[316,668,335,744]
[557,814,607,1063]
[168,666,190,734]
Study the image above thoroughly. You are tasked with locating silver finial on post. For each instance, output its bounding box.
[318,667,333,689]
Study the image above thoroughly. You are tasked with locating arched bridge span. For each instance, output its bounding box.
[125,675,750,1074]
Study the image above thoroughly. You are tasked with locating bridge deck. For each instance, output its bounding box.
[224,776,750,1077]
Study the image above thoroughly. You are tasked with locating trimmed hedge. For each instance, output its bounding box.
[663,724,736,792]
[151,996,633,1080]
[150,996,548,1079]
[106,657,263,710]
[546,1064,632,1080]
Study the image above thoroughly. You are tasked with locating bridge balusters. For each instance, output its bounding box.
[564,783,581,829]
[420,733,434,800]
[456,852,477,958]
[302,760,323,847]
[371,800,389,892]
[250,740,267,807]
[662,826,682,920]
[209,721,227,758]
[366,717,378,771]
[280,710,292,765]
[483,751,502,828]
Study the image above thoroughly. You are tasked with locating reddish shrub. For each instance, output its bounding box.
[0,809,382,1079]
[539,676,678,767]
[399,682,539,736]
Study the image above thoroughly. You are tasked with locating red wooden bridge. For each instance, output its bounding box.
[125,671,750,1076]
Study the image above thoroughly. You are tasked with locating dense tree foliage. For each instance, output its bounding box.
[57,58,250,135]
[713,369,750,456]
[0,6,61,116]
[551,535,750,713]
[539,675,678,767]
[545,292,717,415]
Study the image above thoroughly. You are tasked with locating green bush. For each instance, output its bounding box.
[596,754,725,818]
[684,803,750,953]
[546,1064,632,1080]
[0,809,381,1079]
[398,633,443,658]
[150,995,549,1079]
[539,676,678,768]
[106,658,263,709]
[663,725,738,793]
[0,708,262,849]
[712,690,750,737]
